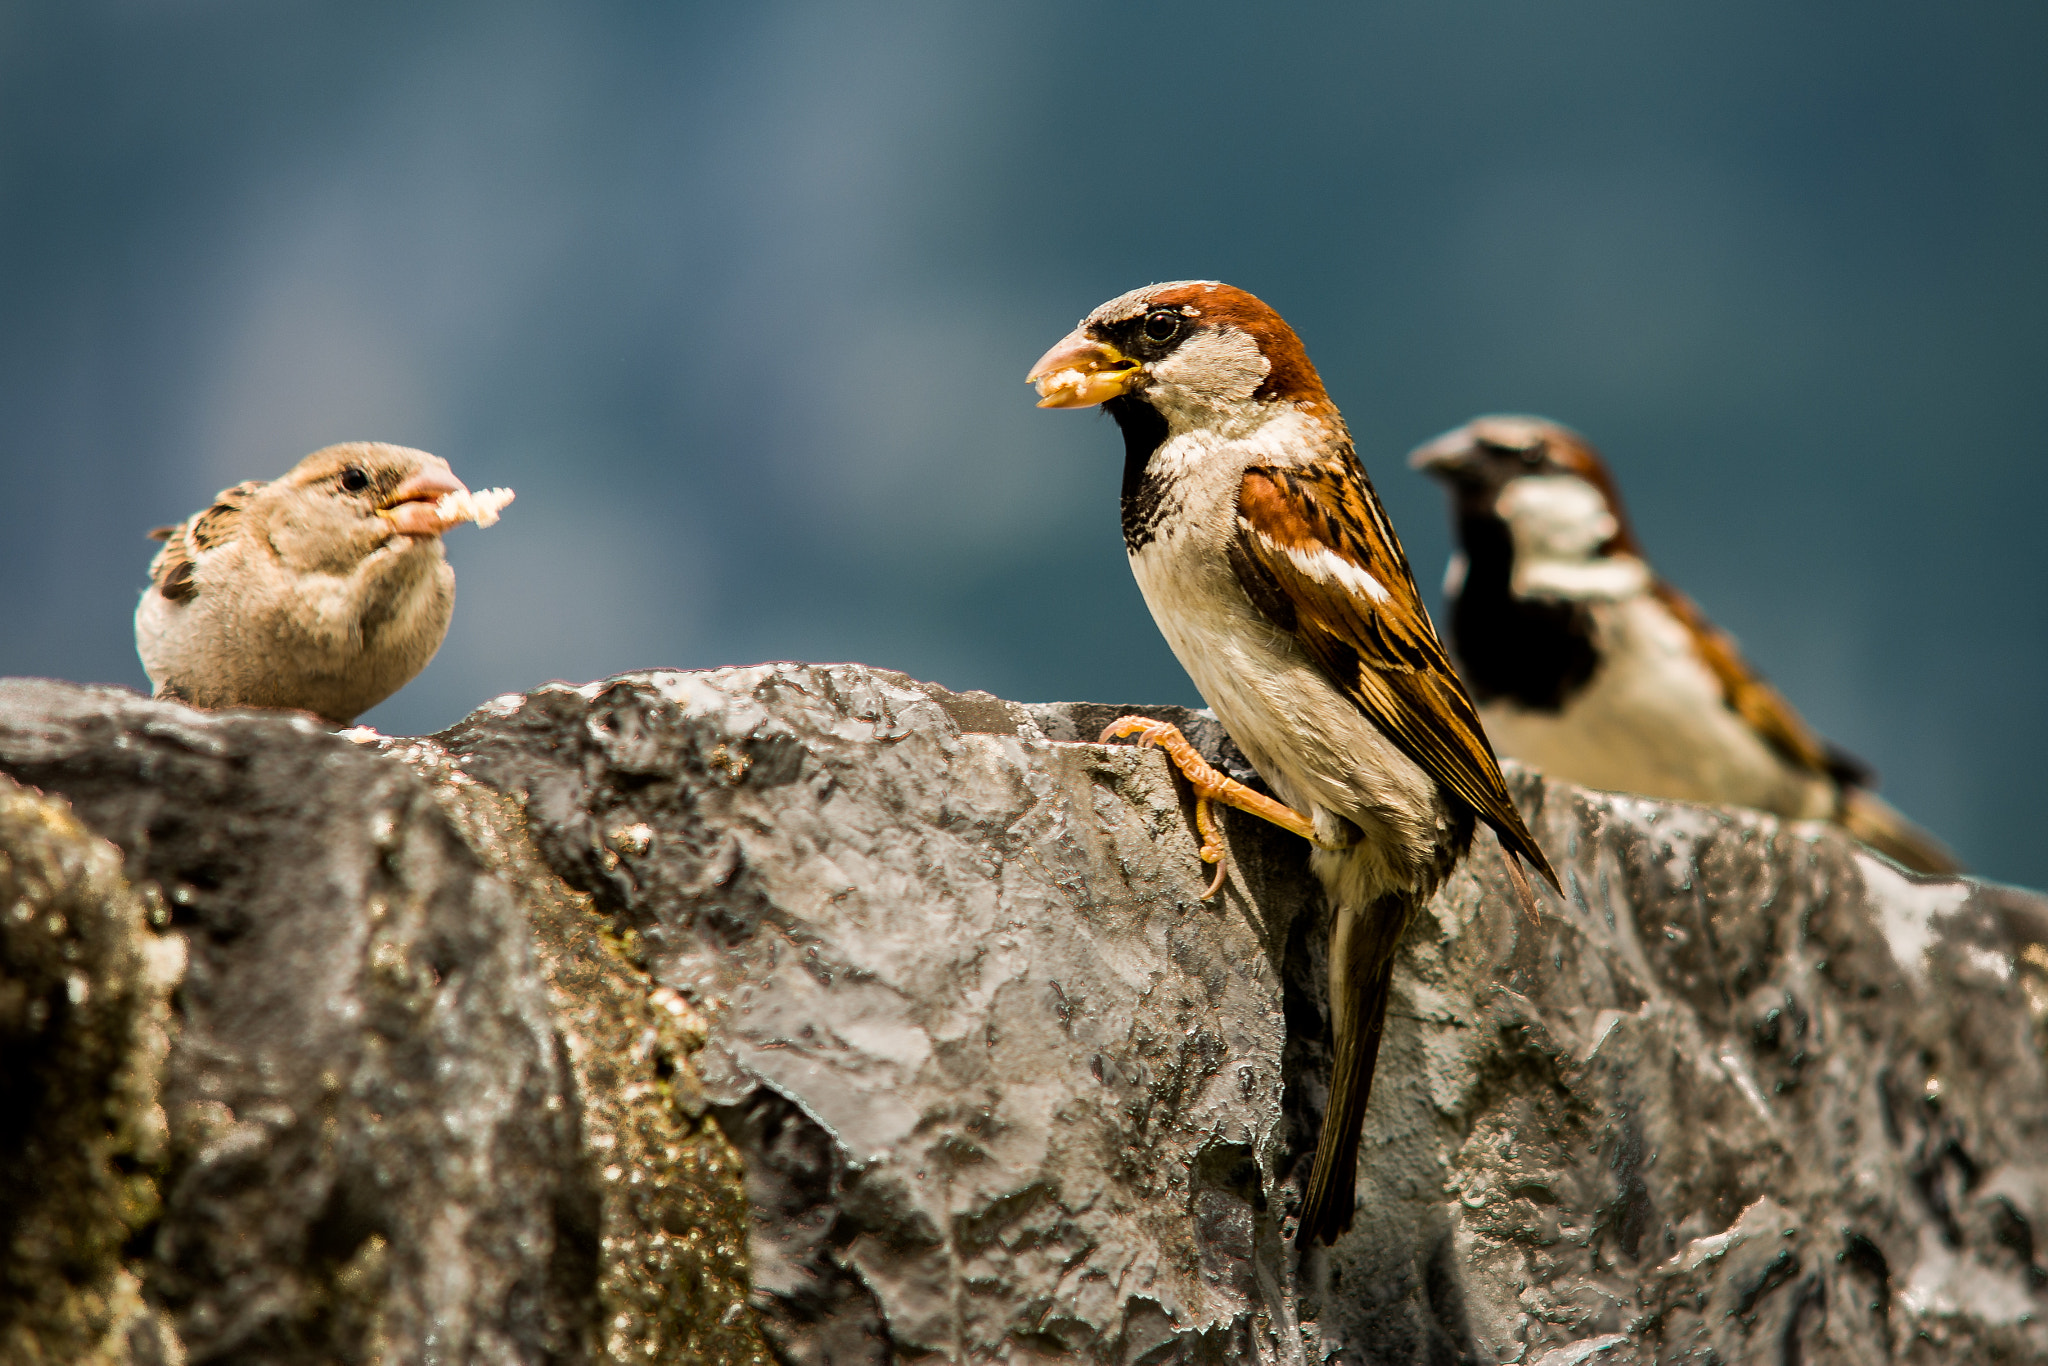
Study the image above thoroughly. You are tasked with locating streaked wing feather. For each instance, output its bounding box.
[1646,581,1859,783]
[148,523,199,602]
[146,480,264,604]
[1234,461,1559,890]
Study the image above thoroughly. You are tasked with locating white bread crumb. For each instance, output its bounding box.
[434,486,516,528]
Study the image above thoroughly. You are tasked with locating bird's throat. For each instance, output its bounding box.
[1108,396,1171,554]
[1450,514,1599,711]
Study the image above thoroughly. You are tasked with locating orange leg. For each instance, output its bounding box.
[1098,716,1320,898]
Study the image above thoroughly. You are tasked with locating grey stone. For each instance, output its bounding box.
[1328,783,2048,1365]
[433,664,2048,1365]
[387,738,770,1366]
[4,663,2047,1365]
[0,680,599,1365]
[435,668,1305,1364]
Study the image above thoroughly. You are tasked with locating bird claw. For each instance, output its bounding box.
[1196,797,1229,899]
[1097,715,1320,899]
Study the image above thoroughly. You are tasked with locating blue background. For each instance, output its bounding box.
[3,3,2043,883]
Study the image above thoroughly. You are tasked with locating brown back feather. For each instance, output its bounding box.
[1232,459,1561,892]
[147,480,266,602]
[1513,422,1870,789]
[1645,579,1850,781]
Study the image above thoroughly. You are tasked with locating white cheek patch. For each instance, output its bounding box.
[1259,533,1391,605]
[1515,555,1652,601]
[1496,475,1616,560]
[1149,327,1271,408]
[1146,384,1331,483]
[1496,474,1650,602]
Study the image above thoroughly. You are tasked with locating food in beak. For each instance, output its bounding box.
[433,486,516,529]
[1027,332,1142,409]
[378,461,513,537]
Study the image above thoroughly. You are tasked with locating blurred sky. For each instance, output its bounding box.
[2,2,2044,883]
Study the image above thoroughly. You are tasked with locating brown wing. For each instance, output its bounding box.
[1647,580,1873,788]
[148,523,199,601]
[1230,459,1559,891]
[146,480,265,604]
[1650,578,1965,872]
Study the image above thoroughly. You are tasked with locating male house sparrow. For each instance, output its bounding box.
[1029,283,1559,1244]
[1412,415,1958,874]
[136,442,514,726]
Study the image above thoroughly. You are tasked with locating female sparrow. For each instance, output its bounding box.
[1412,415,1958,874]
[1029,283,1559,1244]
[137,442,512,726]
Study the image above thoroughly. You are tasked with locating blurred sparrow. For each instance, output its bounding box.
[136,442,514,726]
[1412,415,1957,874]
[1030,282,1559,1244]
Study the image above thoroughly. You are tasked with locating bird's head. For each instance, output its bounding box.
[1028,281,1336,436]
[260,442,472,574]
[1411,416,1651,603]
[1410,416,1644,562]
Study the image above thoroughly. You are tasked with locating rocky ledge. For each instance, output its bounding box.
[0,664,2043,1365]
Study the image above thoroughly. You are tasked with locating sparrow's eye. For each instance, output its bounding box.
[1141,310,1182,344]
[1519,446,1545,467]
[340,465,370,492]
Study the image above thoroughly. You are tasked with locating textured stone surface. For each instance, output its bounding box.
[3,664,2046,1365]
[388,739,770,1366]
[436,668,1305,1364]
[435,664,2048,1365]
[0,681,598,1365]
[0,773,181,1365]
[1335,779,2048,1365]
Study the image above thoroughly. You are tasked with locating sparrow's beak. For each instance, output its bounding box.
[1027,329,1143,409]
[380,460,470,537]
[1407,432,1480,480]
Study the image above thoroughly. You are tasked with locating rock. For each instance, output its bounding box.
[432,665,2048,1365]
[387,740,768,1366]
[0,681,600,1365]
[0,773,181,1365]
[434,670,1306,1364]
[3,665,2046,1365]
[1330,788,2048,1366]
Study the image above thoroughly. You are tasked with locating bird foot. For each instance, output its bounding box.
[1097,716,1320,898]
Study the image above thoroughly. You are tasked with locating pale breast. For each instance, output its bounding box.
[1126,496,1453,891]
[1480,594,1836,820]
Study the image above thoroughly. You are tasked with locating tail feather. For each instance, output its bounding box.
[1837,787,1964,877]
[1502,849,1545,925]
[1297,894,1410,1245]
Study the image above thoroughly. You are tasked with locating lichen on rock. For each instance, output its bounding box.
[388,738,769,1366]
[0,774,182,1365]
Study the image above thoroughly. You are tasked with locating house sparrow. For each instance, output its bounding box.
[1029,282,1560,1245]
[1412,415,1958,874]
[136,442,514,726]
